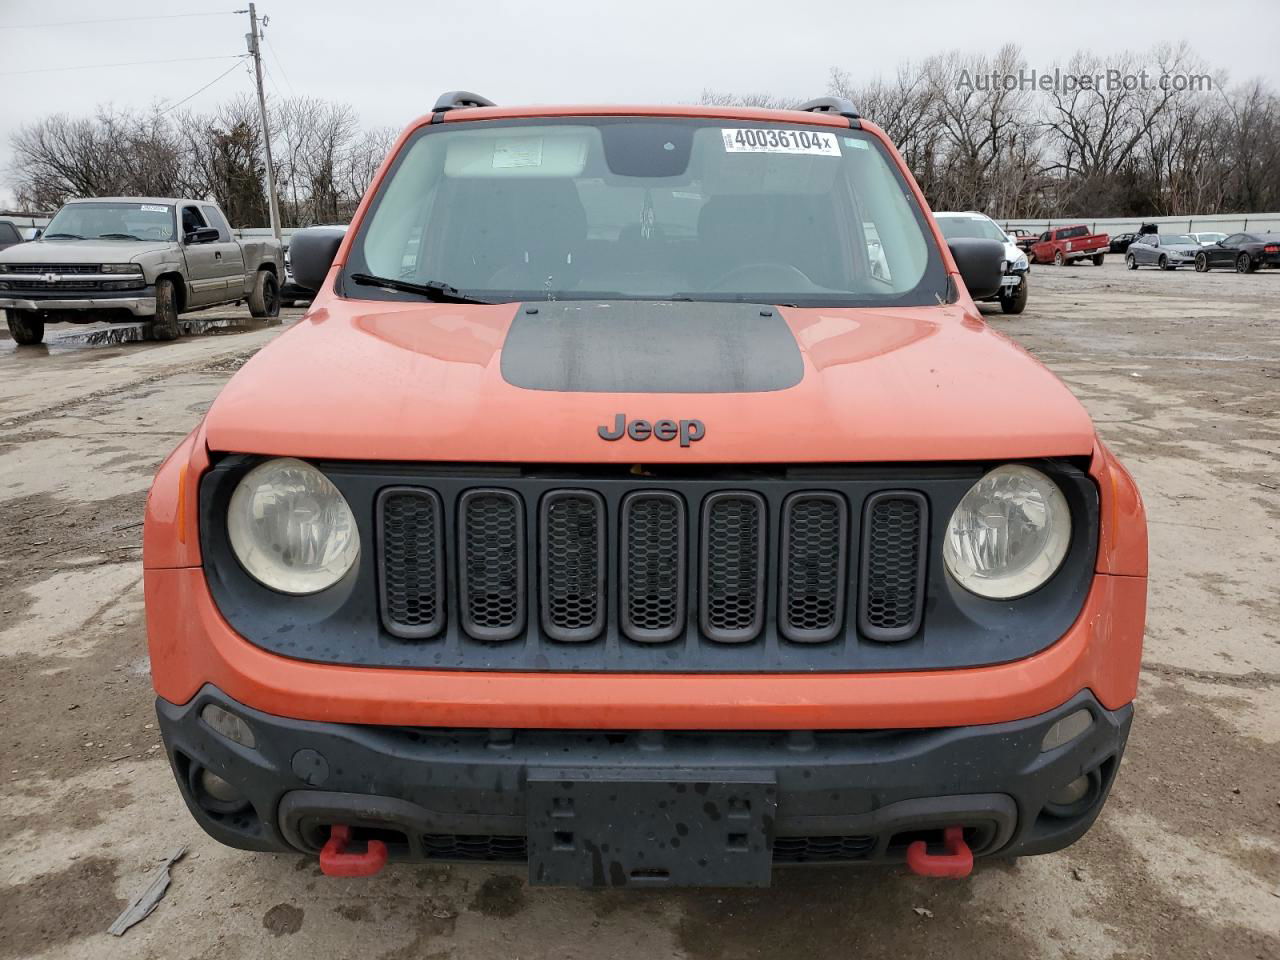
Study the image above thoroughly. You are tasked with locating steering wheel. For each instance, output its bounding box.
[140,226,169,241]
[706,262,816,292]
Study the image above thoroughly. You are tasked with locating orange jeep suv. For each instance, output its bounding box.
[144,92,1147,887]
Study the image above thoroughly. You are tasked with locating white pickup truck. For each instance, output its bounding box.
[0,197,283,346]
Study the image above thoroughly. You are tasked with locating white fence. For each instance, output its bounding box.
[997,213,1280,236]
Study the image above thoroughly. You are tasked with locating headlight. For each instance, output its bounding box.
[227,458,359,594]
[943,464,1071,599]
[0,264,9,273]
[100,263,144,274]
[1013,254,1028,271]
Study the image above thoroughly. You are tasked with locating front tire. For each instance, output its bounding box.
[1195,253,1210,272]
[150,278,181,341]
[1158,255,1169,271]
[1236,253,1255,274]
[1054,251,1065,266]
[1126,254,1138,270]
[248,269,280,319]
[1092,253,1105,266]
[999,277,1028,314]
[5,309,45,345]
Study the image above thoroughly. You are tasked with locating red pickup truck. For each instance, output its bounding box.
[1031,225,1110,266]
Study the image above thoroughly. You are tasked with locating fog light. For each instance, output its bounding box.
[1041,709,1093,752]
[200,769,241,803]
[1048,775,1090,807]
[201,703,256,748]
[188,764,251,815]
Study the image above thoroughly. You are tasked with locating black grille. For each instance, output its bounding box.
[10,279,100,290]
[422,834,527,862]
[771,835,876,863]
[377,488,444,639]
[620,492,686,643]
[779,493,847,642]
[6,263,100,274]
[700,492,767,642]
[417,832,873,864]
[540,491,606,641]
[458,489,525,641]
[859,492,928,642]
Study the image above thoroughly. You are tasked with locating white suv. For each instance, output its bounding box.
[935,212,1029,315]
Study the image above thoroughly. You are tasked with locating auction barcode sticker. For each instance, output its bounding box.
[721,128,840,156]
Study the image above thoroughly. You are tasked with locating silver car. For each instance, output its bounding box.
[1124,233,1201,270]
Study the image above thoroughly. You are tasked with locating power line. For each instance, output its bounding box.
[155,57,251,117]
[0,11,236,30]
[263,35,296,98]
[0,54,245,77]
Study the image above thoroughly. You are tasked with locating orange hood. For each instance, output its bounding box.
[203,299,1095,463]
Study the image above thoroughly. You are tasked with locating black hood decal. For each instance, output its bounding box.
[500,301,804,393]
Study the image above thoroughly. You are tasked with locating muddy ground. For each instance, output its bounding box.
[1,263,1278,960]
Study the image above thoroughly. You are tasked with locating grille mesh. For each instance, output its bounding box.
[780,494,846,642]
[621,493,685,642]
[422,834,527,862]
[860,494,927,641]
[459,490,524,640]
[771,835,876,863]
[541,492,605,641]
[701,493,765,641]
[379,489,443,638]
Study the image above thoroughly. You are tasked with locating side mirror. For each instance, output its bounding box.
[946,237,1004,301]
[31,227,43,240]
[289,226,346,292]
[185,227,220,244]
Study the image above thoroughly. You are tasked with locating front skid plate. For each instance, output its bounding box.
[527,769,777,887]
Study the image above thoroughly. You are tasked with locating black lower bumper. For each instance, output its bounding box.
[157,686,1132,886]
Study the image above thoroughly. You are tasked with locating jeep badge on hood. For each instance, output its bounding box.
[598,414,705,447]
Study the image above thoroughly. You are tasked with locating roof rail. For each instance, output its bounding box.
[432,91,496,113]
[796,96,861,121]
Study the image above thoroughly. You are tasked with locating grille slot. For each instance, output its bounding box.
[540,490,606,642]
[620,492,686,643]
[700,492,767,642]
[377,488,445,639]
[859,492,928,642]
[771,835,875,863]
[458,489,526,641]
[779,493,848,643]
[6,263,100,274]
[422,834,527,862]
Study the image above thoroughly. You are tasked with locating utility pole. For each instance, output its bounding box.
[242,3,282,242]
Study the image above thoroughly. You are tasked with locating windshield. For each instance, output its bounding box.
[44,202,175,241]
[343,118,946,306]
[936,216,1007,243]
[1161,234,1196,245]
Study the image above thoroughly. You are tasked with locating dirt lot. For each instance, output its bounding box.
[2,263,1278,960]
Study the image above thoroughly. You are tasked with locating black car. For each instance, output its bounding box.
[1194,231,1280,273]
[1109,232,1139,254]
[0,220,23,253]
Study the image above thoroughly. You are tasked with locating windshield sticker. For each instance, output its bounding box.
[843,137,869,149]
[140,204,169,213]
[492,137,544,169]
[721,128,839,156]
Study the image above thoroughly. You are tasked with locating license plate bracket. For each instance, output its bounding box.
[526,769,777,887]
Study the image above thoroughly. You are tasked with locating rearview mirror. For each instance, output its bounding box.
[945,237,1004,301]
[289,226,347,292]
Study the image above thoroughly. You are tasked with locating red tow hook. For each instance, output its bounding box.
[906,826,973,878]
[319,825,389,878]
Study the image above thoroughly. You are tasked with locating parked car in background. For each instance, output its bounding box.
[1006,227,1037,254]
[0,219,23,253]
[1125,233,1201,270]
[1109,233,1139,254]
[1194,232,1280,273]
[0,197,283,346]
[1030,225,1109,266]
[1189,232,1226,246]
[936,212,1029,313]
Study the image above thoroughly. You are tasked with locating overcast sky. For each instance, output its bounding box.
[3,0,1279,208]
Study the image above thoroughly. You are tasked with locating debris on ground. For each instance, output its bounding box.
[107,846,187,936]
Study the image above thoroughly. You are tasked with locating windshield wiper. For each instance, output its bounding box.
[349,273,493,305]
[96,232,143,240]
[43,232,85,240]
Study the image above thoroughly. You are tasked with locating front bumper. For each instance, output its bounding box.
[0,294,157,316]
[158,684,1132,885]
